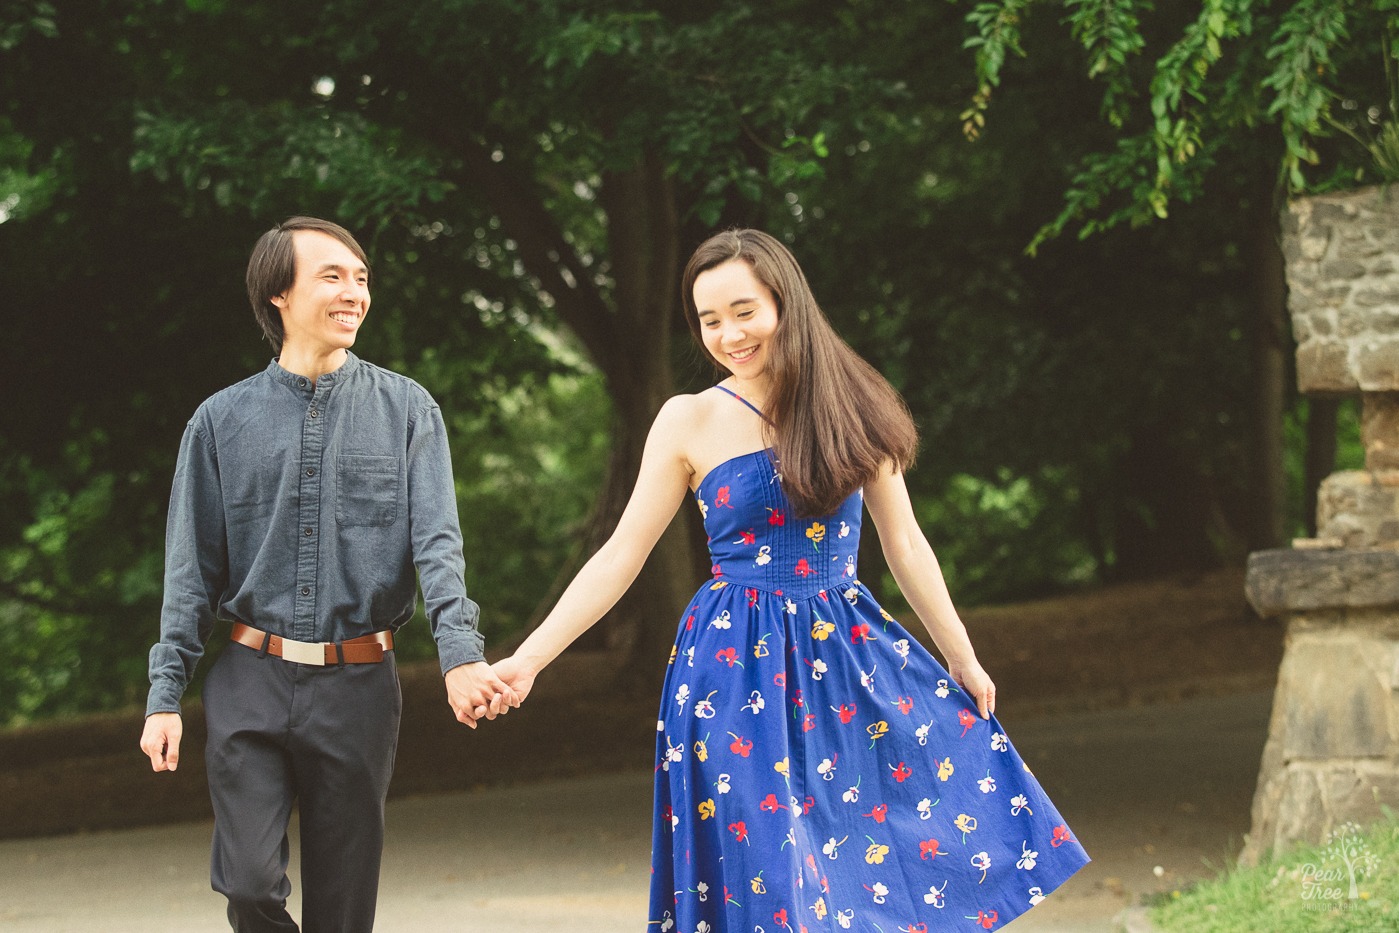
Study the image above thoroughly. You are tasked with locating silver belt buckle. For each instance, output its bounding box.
[281,637,327,666]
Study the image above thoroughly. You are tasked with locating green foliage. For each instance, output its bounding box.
[1150,812,1399,932]
[960,0,1399,245]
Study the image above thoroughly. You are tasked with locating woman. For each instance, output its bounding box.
[488,229,1089,930]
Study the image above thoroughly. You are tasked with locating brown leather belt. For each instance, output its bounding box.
[230,622,393,666]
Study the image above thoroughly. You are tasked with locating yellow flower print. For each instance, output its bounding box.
[806,522,826,545]
[867,720,889,748]
[811,619,835,640]
[750,872,766,895]
[811,896,827,919]
[774,757,790,778]
[955,813,978,841]
[698,799,716,821]
[694,738,709,762]
[669,644,678,665]
[754,634,770,659]
[864,837,890,864]
[937,757,955,781]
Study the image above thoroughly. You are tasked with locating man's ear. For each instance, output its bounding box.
[269,292,288,309]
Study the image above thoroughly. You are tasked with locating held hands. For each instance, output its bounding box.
[471,655,537,722]
[445,661,520,729]
[140,713,183,772]
[948,656,997,720]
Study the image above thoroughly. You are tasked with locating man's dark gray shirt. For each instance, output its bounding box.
[146,352,484,716]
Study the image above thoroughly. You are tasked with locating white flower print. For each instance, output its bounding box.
[742,690,766,714]
[658,911,674,932]
[843,585,860,606]
[755,545,772,567]
[810,658,828,681]
[991,732,1008,752]
[923,880,947,908]
[1011,794,1033,816]
[915,720,934,746]
[684,647,695,668]
[868,881,889,904]
[978,774,997,794]
[695,882,709,902]
[708,610,731,630]
[1028,886,1046,905]
[893,639,910,667]
[697,498,708,519]
[936,678,952,698]
[1017,840,1038,870]
[784,597,797,614]
[663,739,683,771]
[838,520,851,538]
[817,754,838,781]
[860,665,877,693]
[715,773,731,794]
[674,684,690,710]
[694,691,718,719]
[843,782,861,804]
[823,835,847,860]
[917,797,936,820]
[843,556,856,578]
[971,850,992,882]
[695,921,711,933]
[835,908,855,928]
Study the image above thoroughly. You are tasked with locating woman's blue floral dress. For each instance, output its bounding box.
[647,388,1089,932]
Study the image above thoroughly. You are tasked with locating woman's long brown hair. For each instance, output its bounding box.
[682,229,918,517]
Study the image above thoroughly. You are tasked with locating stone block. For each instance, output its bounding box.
[1354,286,1399,309]
[1323,258,1369,281]
[1245,548,1399,616]
[1356,341,1399,390]
[1363,396,1399,469]
[1368,309,1399,334]
[1338,308,1367,338]
[1278,638,1390,759]
[1296,341,1358,393]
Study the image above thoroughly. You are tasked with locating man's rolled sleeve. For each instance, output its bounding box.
[406,398,486,674]
[146,417,228,716]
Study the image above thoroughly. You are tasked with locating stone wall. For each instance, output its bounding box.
[1240,604,1399,864]
[1285,186,1399,395]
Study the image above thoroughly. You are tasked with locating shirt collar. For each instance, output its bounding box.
[266,351,361,393]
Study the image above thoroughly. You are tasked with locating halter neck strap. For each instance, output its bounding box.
[714,384,772,423]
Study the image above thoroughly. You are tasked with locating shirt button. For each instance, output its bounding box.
[304,527,313,536]
[299,379,308,388]
[301,586,311,596]
[309,408,319,418]
[306,468,315,477]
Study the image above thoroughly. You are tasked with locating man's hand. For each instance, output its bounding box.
[140,713,183,772]
[444,661,519,729]
[472,655,537,720]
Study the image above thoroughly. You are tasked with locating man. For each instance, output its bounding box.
[139,216,514,931]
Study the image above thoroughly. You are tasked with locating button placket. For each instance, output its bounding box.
[293,383,329,642]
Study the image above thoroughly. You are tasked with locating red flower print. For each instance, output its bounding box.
[974,909,999,929]
[760,793,789,813]
[716,647,742,668]
[773,908,790,929]
[832,703,858,724]
[896,696,914,715]
[728,732,753,757]
[736,529,756,545]
[768,508,785,526]
[891,762,912,783]
[1051,825,1074,848]
[790,689,804,711]
[805,853,817,874]
[685,613,695,631]
[746,588,759,607]
[794,558,813,577]
[715,486,732,508]
[850,623,873,644]
[802,713,816,732]
[712,563,723,577]
[919,838,946,860]
[958,708,978,737]
[800,795,815,815]
[774,672,787,688]
[863,804,888,823]
[729,821,750,844]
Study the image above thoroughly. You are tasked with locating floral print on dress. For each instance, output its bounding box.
[648,390,1088,932]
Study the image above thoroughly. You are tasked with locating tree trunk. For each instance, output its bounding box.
[1303,398,1339,537]
[1248,187,1290,551]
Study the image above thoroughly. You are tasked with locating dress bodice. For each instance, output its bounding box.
[694,449,864,601]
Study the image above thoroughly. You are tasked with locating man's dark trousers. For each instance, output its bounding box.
[203,640,402,932]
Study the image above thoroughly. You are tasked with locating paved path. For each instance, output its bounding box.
[0,690,1272,932]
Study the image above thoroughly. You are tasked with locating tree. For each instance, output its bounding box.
[958,0,1398,551]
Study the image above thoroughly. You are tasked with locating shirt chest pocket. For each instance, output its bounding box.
[337,454,400,527]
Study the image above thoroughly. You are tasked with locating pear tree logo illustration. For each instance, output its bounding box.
[1299,822,1380,904]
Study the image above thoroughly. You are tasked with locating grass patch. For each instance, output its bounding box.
[1150,814,1398,932]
